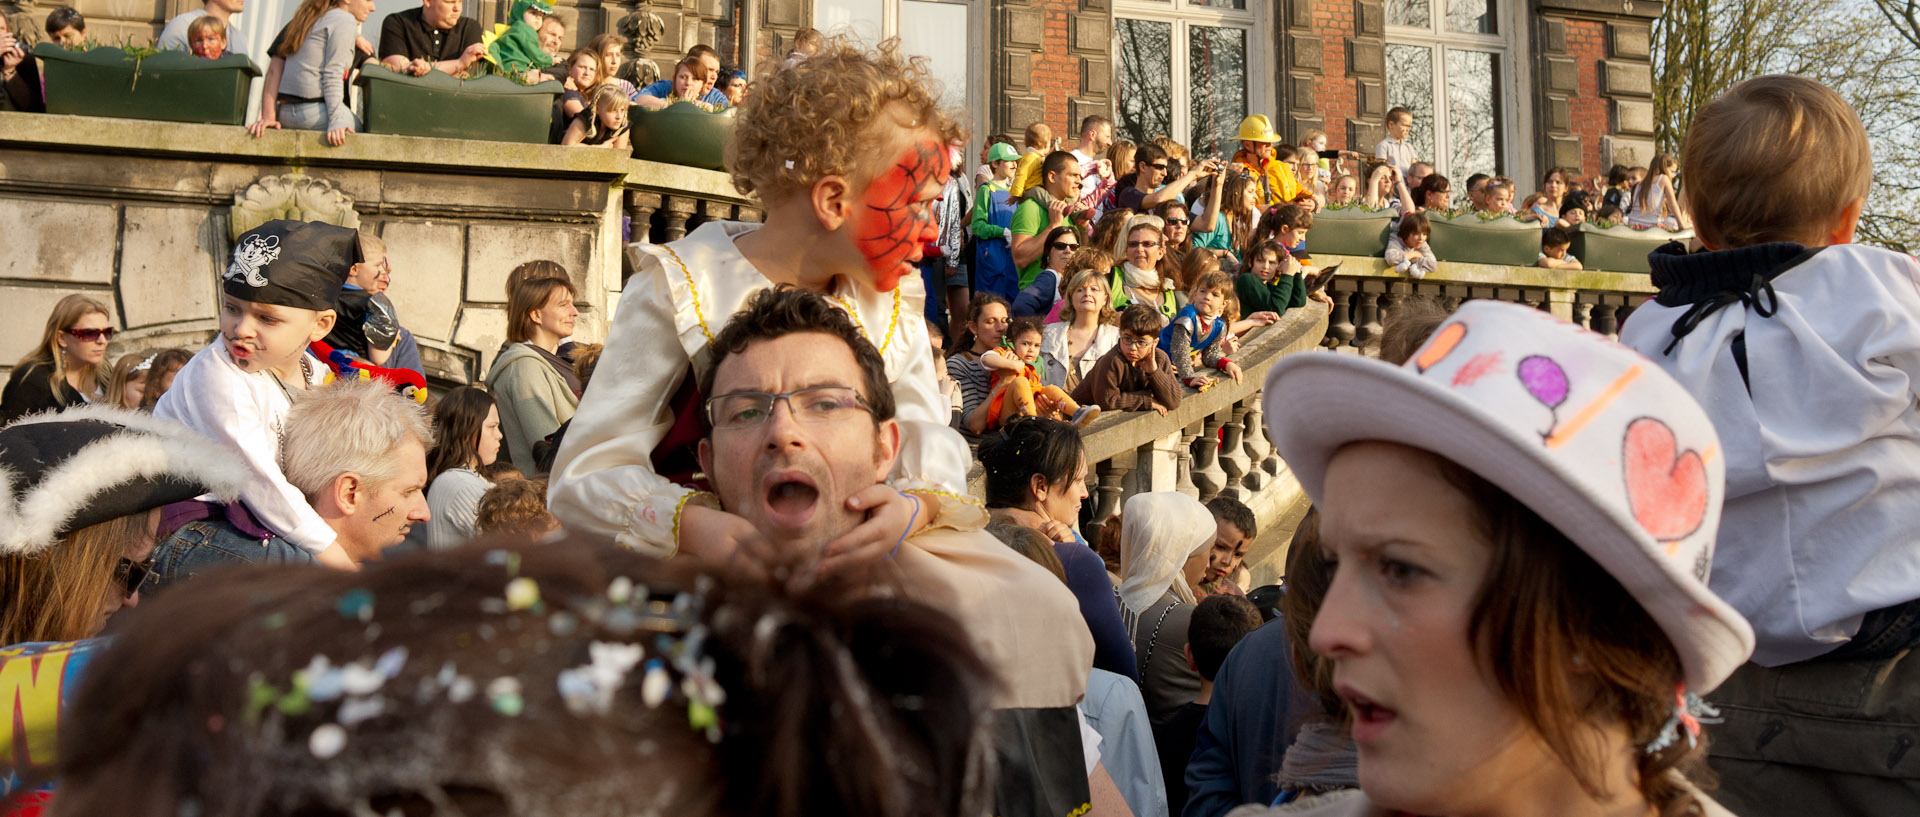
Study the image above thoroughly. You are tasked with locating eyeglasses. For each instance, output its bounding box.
[1118,335,1155,349]
[705,385,872,429]
[65,327,115,342]
[1148,163,1168,171]
[1127,240,1163,250]
[1164,218,1189,227]
[1050,242,1080,252]
[113,555,155,597]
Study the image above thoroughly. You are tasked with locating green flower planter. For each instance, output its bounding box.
[31,44,260,125]
[1426,212,1546,267]
[1305,207,1393,257]
[356,66,563,144]
[1574,223,1692,274]
[630,101,736,170]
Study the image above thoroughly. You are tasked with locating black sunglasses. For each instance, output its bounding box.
[1050,242,1080,252]
[113,555,155,597]
[1148,163,1169,171]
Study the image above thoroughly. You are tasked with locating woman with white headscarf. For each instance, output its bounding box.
[1117,491,1215,725]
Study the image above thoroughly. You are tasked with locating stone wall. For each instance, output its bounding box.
[0,111,748,386]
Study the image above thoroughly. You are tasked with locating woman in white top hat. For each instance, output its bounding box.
[1256,299,1755,817]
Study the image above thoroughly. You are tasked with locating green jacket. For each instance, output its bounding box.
[485,342,579,467]
[1235,272,1305,317]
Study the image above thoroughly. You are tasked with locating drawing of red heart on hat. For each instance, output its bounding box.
[1622,417,1708,546]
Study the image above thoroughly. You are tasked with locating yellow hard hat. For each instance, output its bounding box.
[1235,114,1281,143]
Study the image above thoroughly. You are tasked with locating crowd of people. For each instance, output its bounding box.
[0,25,1915,817]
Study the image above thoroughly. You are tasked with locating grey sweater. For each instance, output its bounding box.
[280,8,359,132]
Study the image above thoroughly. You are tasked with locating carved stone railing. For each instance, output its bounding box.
[618,162,761,282]
[1315,254,1659,348]
[962,304,1330,546]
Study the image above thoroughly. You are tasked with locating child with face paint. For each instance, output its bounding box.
[551,38,1096,724]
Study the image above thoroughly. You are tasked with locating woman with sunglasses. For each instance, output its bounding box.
[1,294,115,425]
[1013,226,1079,318]
[0,406,245,645]
[1155,200,1196,275]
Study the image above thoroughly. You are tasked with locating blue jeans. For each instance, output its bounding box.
[146,519,316,595]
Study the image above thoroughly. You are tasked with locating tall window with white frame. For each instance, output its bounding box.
[1384,0,1509,180]
[1114,0,1262,161]
[815,0,978,112]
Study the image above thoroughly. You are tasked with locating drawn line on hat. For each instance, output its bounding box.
[1414,321,1466,373]
[1543,364,1642,449]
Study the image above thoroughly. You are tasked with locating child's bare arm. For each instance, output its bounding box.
[980,349,1022,373]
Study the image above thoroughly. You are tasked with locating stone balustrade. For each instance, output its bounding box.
[964,303,1331,573]
[1314,254,1658,348]
[0,112,764,387]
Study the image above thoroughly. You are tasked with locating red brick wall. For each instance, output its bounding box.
[1032,0,1083,135]
[1566,18,1608,176]
[1311,0,1361,146]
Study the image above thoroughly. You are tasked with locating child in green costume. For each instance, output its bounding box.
[481,0,556,82]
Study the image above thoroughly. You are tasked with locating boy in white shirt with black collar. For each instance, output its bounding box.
[155,220,363,569]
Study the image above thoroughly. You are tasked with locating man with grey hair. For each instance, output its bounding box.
[147,378,434,591]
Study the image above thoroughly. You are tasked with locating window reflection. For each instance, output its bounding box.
[1384,43,1436,162]
[1446,49,1499,177]
[1188,25,1247,159]
[1117,18,1174,146]
[1386,0,1430,28]
[1447,0,1496,34]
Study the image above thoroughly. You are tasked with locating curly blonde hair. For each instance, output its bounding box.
[726,36,964,203]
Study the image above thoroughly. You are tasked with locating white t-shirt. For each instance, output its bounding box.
[1619,243,1920,665]
[156,9,251,57]
[1373,135,1417,178]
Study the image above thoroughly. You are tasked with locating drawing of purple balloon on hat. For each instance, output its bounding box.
[1518,355,1569,439]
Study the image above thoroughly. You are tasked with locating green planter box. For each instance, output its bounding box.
[1427,212,1545,267]
[32,44,259,125]
[1305,207,1393,257]
[1574,223,1692,274]
[356,66,562,144]
[630,101,736,170]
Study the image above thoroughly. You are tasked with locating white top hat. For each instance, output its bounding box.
[1263,300,1755,692]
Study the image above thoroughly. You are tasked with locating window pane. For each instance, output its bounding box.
[1446,0,1496,34]
[1188,25,1247,160]
[1446,49,1500,177]
[1386,0,1430,28]
[1191,0,1248,9]
[814,0,883,42]
[900,1,971,108]
[1117,18,1174,147]
[1384,43,1435,163]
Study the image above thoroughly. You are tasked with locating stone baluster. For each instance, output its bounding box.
[1571,300,1593,332]
[695,198,731,235]
[1591,302,1618,337]
[1190,412,1228,501]
[1092,452,1134,528]
[1175,423,1201,499]
[1353,281,1384,349]
[1241,393,1280,478]
[1325,281,1357,348]
[1217,402,1252,500]
[624,190,662,243]
[737,206,766,224]
[659,195,698,242]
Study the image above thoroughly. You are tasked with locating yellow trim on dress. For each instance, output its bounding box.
[663,244,716,345]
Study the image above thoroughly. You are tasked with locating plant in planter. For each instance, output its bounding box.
[1425,210,1545,267]
[629,100,735,171]
[1574,222,1693,274]
[1305,203,1394,258]
[355,65,564,144]
[31,42,259,125]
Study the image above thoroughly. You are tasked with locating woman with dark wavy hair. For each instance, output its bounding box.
[423,386,503,550]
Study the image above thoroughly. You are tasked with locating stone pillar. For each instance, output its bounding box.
[1190,412,1228,502]
[659,195,699,242]
[1218,402,1252,500]
[987,0,1111,138]
[1532,0,1658,176]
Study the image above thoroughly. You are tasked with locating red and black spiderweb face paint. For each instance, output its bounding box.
[852,139,952,292]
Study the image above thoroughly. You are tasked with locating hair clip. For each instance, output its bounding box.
[131,353,155,373]
[1645,684,1722,754]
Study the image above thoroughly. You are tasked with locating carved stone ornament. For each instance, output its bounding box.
[228,175,361,242]
[615,2,666,87]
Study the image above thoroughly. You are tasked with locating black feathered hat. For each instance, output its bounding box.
[0,406,247,555]
[222,220,362,312]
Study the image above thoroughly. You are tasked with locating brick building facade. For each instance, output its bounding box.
[2,0,1656,183]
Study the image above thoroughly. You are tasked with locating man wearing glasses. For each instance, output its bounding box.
[689,286,1127,815]
[1113,143,1221,214]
